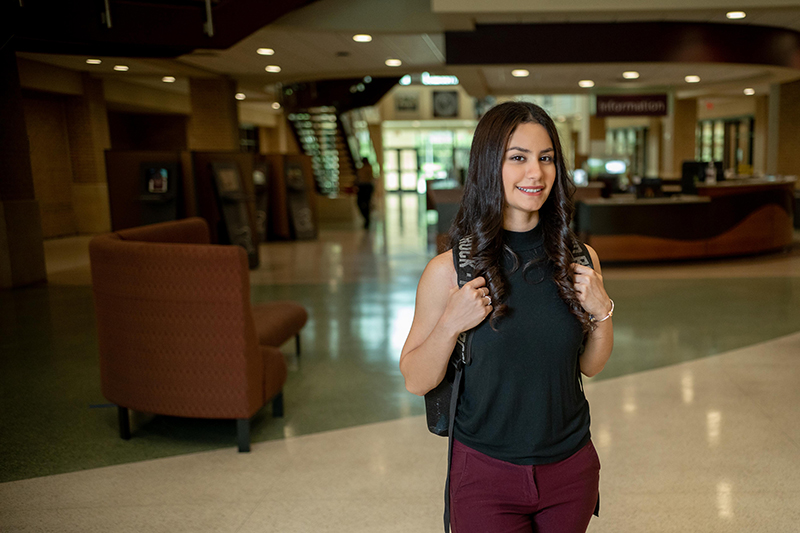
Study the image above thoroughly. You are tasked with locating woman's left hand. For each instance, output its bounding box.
[571,263,612,319]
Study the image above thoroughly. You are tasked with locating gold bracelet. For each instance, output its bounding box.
[590,299,614,323]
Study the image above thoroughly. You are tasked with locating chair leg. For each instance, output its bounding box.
[118,406,131,440]
[272,391,284,418]
[237,418,251,453]
[295,334,301,357]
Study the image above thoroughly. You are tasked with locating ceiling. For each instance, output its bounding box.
[15,0,800,105]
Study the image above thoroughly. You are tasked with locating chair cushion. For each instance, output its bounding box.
[261,345,288,403]
[251,301,308,347]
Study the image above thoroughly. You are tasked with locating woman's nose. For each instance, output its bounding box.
[526,161,542,180]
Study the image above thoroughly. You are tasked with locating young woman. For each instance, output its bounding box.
[400,101,614,533]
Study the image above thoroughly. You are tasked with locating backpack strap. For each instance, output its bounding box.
[443,236,476,532]
[572,239,601,518]
[572,240,594,269]
[452,236,475,365]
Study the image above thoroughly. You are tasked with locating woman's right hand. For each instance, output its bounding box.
[440,276,493,335]
[400,255,491,396]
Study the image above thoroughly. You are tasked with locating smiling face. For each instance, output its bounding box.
[501,122,557,231]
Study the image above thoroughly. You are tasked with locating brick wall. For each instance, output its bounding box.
[777,80,800,176]
[20,73,112,237]
[21,93,77,238]
[66,75,110,185]
[671,97,698,178]
[188,78,239,151]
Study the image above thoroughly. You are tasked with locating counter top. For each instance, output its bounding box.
[580,195,710,206]
[696,176,796,188]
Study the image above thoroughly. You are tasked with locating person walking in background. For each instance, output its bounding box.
[355,157,375,229]
[399,101,614,533]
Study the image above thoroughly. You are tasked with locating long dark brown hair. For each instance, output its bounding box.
[448,101,592,332]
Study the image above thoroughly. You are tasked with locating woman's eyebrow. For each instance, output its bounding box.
[505,146,554,154]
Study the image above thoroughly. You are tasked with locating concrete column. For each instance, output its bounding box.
[670,97,697,179]
[589,114,606,142]
[276,113,301,155]
[647,117,662,178]
[767,84,780,175]
[776,79,800,176]
[0,46,46,288]
[577,95,591,159]
[587,113,606,163]
[66,73,111,233]
[753,95,769,176]
[188,77,240,151]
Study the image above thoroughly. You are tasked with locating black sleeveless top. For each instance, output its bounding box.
[452,224,591,465]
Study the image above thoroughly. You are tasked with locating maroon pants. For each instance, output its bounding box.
[449,439,600,533]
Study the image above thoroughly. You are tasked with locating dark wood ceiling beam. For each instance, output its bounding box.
[11,0,317,57]
[446,22,800,69]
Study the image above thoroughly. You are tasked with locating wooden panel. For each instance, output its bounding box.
[696,181,794,198]
[587,204,793,261]
[262,154,290,240]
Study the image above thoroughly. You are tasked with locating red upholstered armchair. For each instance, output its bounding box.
[89,217,307,452]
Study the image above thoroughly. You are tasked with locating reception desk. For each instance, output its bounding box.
[575,177,796,262]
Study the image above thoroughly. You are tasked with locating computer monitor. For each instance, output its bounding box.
[636,177,663,198]
[681,161,723,193]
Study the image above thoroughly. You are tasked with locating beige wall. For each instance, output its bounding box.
[69,75,112,233]
[188,78,239,151]
[17,58,83,96]
[239,102,279,127]
[22,94,77,238]
[669,97,698,179]
[19,61,116,237]
[697,97,757,121]
[776,79,800,176]
[753,96,769,175]
[104,79,191,115]
[378,84,476,121]
[2,49,46,287]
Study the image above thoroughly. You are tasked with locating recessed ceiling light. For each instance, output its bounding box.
[256,48,274,55]
[578,80,595,88]
[86,59,102,65]
[353,34,372,43]
[511,69,530,78]
[271,102,281,110]
[265,65,281,73]
[622,71,639,79]
[235,93,246,101]
[726,11,746,19]
[385,59,402,67]
[743,88,755,95]
[685,75,701,83]
[113,65,129,72]
[162,76,176,83]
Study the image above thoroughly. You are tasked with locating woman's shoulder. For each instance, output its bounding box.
[420,249,458,289]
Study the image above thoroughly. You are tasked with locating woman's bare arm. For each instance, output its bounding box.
[399,251,492,396]
[573,245,614,377]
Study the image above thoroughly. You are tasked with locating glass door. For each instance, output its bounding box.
[384,148,419,192]
[399,149,419,192]
[384,150,400,191]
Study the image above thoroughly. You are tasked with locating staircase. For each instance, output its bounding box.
[287,107,356,195]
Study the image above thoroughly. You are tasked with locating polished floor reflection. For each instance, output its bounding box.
[1,192,800,531]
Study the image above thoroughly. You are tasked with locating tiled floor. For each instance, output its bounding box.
[2,192,799,531]
[2,333,798,532]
